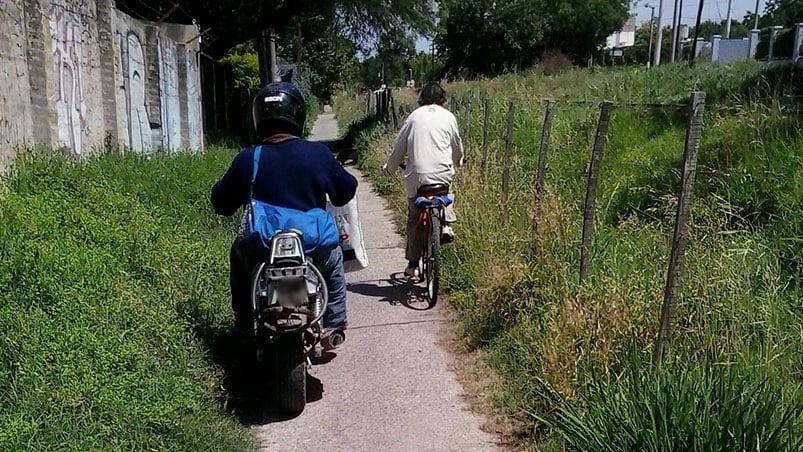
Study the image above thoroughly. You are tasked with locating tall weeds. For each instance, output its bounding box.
[334,62,803,449]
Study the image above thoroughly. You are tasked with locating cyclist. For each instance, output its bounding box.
[210,81,358,340]
[383,82,464,279]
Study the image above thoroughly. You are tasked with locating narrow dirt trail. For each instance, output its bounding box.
[251,113,498,451]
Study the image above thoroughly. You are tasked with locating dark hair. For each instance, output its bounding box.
[418,82,446,106]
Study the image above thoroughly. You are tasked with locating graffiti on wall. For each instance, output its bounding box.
[115,30,152,152]
[48,6,87,154]
[186,52,202,151]
[159,37,181,151]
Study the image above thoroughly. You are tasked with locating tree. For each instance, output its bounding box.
[761,0,803,27]
[408,51,444,85]
[437,0,547,76]
[359,32,417,88]
[274,17,360,101]
[115,0,434,58]
[436,0,629,76]
[542,0,630,63]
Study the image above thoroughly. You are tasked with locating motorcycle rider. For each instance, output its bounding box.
[210,81,357,341]
[383,82,464,279]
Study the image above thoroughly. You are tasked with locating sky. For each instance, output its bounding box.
[414,0,765,52]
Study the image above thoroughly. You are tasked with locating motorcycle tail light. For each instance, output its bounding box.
[270,233,304,263]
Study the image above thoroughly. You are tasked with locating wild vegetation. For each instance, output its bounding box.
[334,61,803,448]
[0,149,252,451]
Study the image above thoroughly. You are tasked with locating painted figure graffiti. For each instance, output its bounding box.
[49,6,87,154]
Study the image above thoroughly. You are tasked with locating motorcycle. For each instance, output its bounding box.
[249,229,345,414]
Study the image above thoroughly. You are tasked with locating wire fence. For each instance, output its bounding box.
[363,87,707,365]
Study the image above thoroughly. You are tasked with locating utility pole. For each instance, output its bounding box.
[676,0,684,60]
[670,0,679,62]
[753,0,761,29]
[690,0,705,67]
[725,0,733,38]
[647,6,656,67]
[653,0,665,66]
[268,31,280,83]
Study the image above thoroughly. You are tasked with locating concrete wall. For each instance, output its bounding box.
[0,0,203,168]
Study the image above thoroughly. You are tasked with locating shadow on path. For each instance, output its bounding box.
[348,272,432,310]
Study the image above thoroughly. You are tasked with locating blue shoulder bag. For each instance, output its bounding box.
[238,145,340,255]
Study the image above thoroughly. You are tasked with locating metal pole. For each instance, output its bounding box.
[648,6,656,67]
[670,0,679,62]
[653,0,665,66]
[725,0,733,38]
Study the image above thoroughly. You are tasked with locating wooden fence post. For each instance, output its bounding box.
[500,99,516,223]
[480,97,491,187]
[531,100,555,252]
[390,90,398,129]
[579,101,613,283]
[654,91,706,365]
[463,94,472,146]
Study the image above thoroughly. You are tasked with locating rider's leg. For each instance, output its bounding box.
[310,246,347,330]
[405,197,425,276]
[229,239,254,333]
[442,192,456,243]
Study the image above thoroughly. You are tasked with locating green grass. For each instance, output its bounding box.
[334,61,803,449]
[0,148,252,451]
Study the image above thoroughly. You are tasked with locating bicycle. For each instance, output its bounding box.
[414,183,452,308]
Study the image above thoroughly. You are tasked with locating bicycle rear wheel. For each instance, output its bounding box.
[425,212,441,308]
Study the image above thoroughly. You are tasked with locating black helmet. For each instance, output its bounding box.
[252,81,307,138]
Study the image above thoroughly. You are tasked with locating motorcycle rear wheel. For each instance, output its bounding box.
[275,333,307,414]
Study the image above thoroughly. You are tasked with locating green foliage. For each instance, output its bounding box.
[408,51,444,85]
[220,45,260,90]
[544,363,802,451]
[437,0,629,75]
[275,17,360,101]
[335,62,803,449]
[360,32,417,88]
[0,149,251,451]
[690,19,750,41]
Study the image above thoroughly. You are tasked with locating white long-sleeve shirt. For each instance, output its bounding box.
[386,104,464,198]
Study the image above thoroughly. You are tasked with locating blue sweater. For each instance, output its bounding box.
[210,139,358,217]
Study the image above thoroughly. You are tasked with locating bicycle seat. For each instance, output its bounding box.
[415,193,453,209]
[417,184,449,197]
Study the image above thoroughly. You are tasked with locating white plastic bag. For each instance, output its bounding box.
[327,194,368,272]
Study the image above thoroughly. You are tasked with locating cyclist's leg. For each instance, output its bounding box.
[405,197,425,274]
[445,191,456,224]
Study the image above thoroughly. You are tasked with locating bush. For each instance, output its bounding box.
[0,149,251,451]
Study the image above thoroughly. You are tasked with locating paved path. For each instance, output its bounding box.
[252,113,498,451]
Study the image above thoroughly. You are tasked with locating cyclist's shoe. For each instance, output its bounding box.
[404,262,420,279]
[441,225,455,244]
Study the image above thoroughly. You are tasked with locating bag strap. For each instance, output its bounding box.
[250,145,263,198]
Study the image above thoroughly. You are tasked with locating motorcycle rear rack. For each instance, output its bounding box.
[264,265,308,280]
